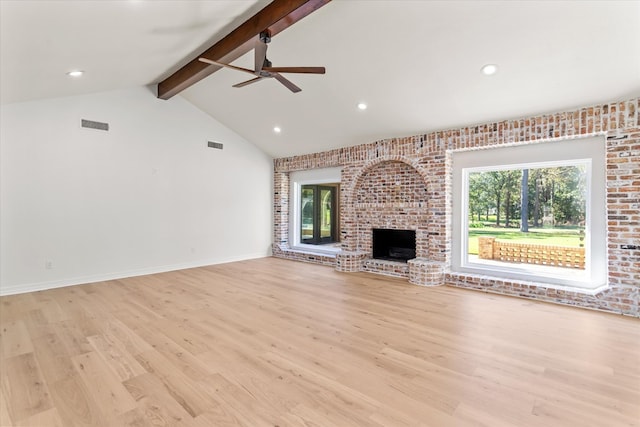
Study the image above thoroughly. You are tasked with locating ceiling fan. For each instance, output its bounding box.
[198,30,325,93]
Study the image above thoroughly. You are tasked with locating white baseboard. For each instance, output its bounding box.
[0,253,268,296]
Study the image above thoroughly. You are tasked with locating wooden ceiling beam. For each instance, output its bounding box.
[157,0,331,100]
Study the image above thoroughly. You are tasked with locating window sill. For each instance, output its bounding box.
[454,260,606,294]
[288,244,341,257]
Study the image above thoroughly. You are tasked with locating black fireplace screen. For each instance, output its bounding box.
[372,229,416,262]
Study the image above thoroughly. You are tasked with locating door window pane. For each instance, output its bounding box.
[320,188,332,239]
[301,187,314,243]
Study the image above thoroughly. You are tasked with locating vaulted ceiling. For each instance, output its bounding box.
[2,1,639,158]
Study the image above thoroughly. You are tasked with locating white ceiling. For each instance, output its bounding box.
[2,1,640,158]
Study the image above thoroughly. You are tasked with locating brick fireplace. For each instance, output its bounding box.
[272,97,640,316]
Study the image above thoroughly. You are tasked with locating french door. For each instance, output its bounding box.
[300,185,337,245]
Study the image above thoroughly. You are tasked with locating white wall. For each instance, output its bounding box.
[0,86,273,295]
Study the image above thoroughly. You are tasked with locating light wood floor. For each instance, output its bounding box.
[1,257,638,427]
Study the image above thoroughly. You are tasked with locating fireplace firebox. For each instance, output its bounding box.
[372,229,416,262]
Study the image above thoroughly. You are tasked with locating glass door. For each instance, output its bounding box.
[300,185,337,244]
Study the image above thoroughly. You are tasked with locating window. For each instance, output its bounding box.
[301,185,338,244]
[465,161,588,267]
[289,167,341,253]
[452,137,606,290]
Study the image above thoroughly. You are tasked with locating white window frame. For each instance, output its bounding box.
[451,136,607,291]
[289,167,341,255]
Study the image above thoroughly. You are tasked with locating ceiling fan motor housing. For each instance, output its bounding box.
[259,30,272,44]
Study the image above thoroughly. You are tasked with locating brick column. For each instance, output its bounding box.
[336,251,367,272]
[478,237,496,260]
[408,258,445,286]
[273,171,289,247]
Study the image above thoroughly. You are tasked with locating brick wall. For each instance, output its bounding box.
[273,98,640,316]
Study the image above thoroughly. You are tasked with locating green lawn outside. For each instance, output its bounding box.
[468,226,584,255]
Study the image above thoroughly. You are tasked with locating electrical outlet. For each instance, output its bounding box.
[45,260,53,270]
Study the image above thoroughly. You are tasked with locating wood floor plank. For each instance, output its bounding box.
[70,351,137,418]
[123,372,246,427]
[86,334,146,382]
[0,257,638,427]
[31,294,70,324]
[453,403,520,427]
[194,374,289,427]
[530,398,621,427]
[130,322,214,381]
[49,374,108,427]
[0,385,14,426]
[133,349,216,418]
[151,318,214,356]
[97,318,155,356]
[1,320,35,359]
[21,309,51,340]
[193,410,245,427]
[0,294,37,323]
[30,331,77,384]
[54,320,95,356]
[1,352,53,423]
[281,403,348,427]
[14,407,65,427]
[123,372,208,427]
[112,408,151,427]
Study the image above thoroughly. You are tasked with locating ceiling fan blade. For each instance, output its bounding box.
[232,77,265,88]
[273,73,301,93]
[198,58,256,76]
[254,40,267,72]
[262,66,326,74]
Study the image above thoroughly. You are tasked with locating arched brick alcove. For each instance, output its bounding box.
[336,158,445,285]
[352,160,429,257]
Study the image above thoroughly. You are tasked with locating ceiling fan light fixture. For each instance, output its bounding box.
[357,102,368,110]
[273,126,282,133]
[66,70,84,77]
[481,64,498,76]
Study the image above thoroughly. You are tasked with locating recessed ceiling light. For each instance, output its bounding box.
[481,64,498,76]
[273,126,281,133]
[66,70,84,77]
[357,102,368,110]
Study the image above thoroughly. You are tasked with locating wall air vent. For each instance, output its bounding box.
[208,141,224,150]
[607,133,628,141]
[81,119,109,131]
